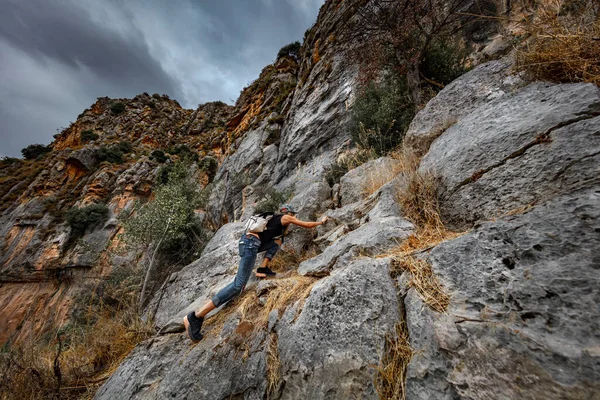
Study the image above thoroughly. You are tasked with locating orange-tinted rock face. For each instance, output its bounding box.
[66,159,87,180]
[0,282,73,344]
[2,226,36,269]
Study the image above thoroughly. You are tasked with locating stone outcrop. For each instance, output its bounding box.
[404,189,600,399]
[405,57,524,155]
[420,81,600,229]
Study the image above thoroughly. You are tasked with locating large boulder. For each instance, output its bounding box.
[420,82,600,229]
[405,57,524,154]
[404,189,600,399]
[95,325,269,400]
[277,258,400,399]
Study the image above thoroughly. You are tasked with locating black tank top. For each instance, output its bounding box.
[258,214,285,243]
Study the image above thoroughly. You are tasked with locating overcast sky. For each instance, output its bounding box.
[0,0,323,158]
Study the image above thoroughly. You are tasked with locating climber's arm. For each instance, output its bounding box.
[282,215,328,229]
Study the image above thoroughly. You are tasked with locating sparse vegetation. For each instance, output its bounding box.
[122,161,211,309]
[166,144,199,162]
[116,141,133,154]
[21,144,51,160]
[150,149,168,163]
[325,148,373,187]
[350,74,415,156]
[254,186,293,214]
[277,41,302,60]
[0,265,153,400]
[80,130,99,143]
[349,0,476,106]
[198,156,218,182]
[65,203,109,240]
[0,159,44,212]
[110,102,126,115]
[516,0,600,85]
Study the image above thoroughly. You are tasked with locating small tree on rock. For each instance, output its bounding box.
[122,162,209,310]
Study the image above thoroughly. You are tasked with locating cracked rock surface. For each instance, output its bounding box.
[404,189,600,399]
[420,82,600,229]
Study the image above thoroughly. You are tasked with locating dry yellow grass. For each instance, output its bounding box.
[266,333,281,398]
[374,320,413,400]
[0,306,153,400]
[361,161,404,197]
[515,0,600,85]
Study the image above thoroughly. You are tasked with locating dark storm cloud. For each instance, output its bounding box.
[0,0,181,98]
[0,0,323,157]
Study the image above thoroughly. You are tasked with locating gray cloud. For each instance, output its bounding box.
[0,0,323,157]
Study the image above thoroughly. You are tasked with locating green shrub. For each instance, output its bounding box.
[65,203,109,239]
[110,102,126,115]
[421,38,470,87]
[350,74,415,155]
[277,41,302,60]
[0,157,20,166]
[198,156,218,182]
[151,150,168,163]
[152,93,162,100]
[166,144,198,161]
[96,146,124,164]
[21,144,51,160]
[116,141,133,154]
[80,130,99,143]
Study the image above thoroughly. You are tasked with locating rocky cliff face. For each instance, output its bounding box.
[2,0,599,399]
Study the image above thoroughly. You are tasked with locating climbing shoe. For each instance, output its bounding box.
[183,311,203,342]
[256,267,276,278]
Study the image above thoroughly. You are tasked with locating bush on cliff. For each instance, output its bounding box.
[150,149,169,163]
[110,101,126,115]
[198,156,218,182]
[277,41,301,60]
[21,144,51,160]
[80,130,99,143]
[349,74,415,156]
[65,203,109,239]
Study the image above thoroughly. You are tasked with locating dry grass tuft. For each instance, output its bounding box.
[266,333,281,398]
[515,0,600,85]
[394,256,450,313]
[361,161,404,197]
[267,248,317,274]
[385,145,466,313]
[374,320,413,400]
[396,169,444,233]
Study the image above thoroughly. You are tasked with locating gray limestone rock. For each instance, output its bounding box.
[95,329,269,400]
[404,190,600,399]
[277,258,400,399]
[300,176,412,276]
[339,157,402,207]
[420,82,600,229]
[405,57,524,154]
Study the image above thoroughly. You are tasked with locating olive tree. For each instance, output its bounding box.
[122,162,209,310]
